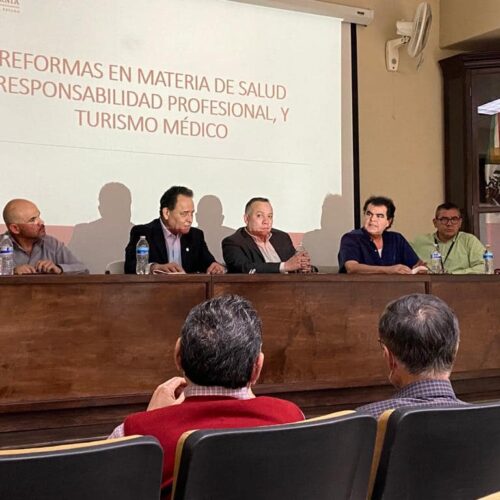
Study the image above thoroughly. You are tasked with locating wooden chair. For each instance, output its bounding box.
[172,410,377,500]
[369,402,500,500]
[0,435,163,500]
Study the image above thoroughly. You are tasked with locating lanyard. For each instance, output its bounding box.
[434,234,457,266]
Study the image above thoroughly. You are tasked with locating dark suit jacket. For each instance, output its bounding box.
[222,227,296,273]
[124,218,215,274]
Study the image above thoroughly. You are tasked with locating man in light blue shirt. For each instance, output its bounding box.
[3,198,88,274]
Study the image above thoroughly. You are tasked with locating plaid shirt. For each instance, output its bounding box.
[182,384,253,399]
[356,379,467,419]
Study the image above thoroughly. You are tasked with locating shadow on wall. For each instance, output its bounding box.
[69,182,134,274]
[195,195,234,263]
[302,194,346,272]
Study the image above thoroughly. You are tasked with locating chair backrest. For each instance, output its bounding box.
[172,410,377,500]
[0,435,163,500]
[105,259,125,274]
[478,492,500,500]
[370,402,500,500]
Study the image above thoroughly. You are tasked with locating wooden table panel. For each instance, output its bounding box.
[0,275,209,404]
[212,275,427,388]
[429,276,500,374]
[1,273,499,448]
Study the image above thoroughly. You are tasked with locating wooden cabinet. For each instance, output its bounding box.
[440,52,500,257]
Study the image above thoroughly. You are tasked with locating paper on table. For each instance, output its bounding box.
[152,269,186,275]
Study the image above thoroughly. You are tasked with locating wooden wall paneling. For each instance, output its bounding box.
[0,275,210,446]
[212,274,428,412]
[2,274,500,447]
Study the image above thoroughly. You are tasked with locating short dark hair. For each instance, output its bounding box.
[435,202,462,218]
[159,186,193,213]
[363,196,396,220]
[379,294,460,375]
[179,294,262,388]
[245,197,270,215]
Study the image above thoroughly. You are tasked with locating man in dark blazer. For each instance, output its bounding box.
[222,197,311,273]
[125,186,225,274]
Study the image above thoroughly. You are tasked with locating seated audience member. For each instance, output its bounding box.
[338,196,421,274]
[222,197,311,273]
[110,294,304,494]
[2,199,88,275]
[357,293,467,418]
[124,186,225,274]
[412,202,485,274]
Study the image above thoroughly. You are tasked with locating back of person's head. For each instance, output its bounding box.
[363,196,396,220]
[179,294,262,388]
[159,186,193,212]
[2,201,12,224]
[245,197,270,215]
[435,202,461,217]
[379,294,460,376]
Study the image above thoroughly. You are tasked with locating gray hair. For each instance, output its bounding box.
[379,294,460,375]
[180,294,262,388]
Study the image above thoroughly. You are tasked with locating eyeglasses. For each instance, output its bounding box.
[436,217,462,225]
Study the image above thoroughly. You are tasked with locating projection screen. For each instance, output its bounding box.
[0,0,364,272]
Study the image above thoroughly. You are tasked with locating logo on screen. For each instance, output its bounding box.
[0,0,20,14]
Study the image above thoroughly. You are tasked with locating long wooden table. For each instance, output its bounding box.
[1,274,499,448]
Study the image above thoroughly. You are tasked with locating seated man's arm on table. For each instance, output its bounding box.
[222,238,281,273]
[344,261,413,274]
[14,264,37,275]
[276,232,314,273]
[222,236,308,273]
[399,236,423,270]
[53,239,89,274]
[150,262,185,274]
[17,237,89,274]
[337,232,384,274]
[454,234,486,274]
[339,232,418,274]
[195,229,225,274]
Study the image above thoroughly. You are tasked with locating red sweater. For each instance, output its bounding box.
[124,395,304,492]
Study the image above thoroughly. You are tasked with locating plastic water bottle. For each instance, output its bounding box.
[0,234,15,276]
[483,244,494,275]
[295,242,308,273]
[295,242,306,254]
[136,236,149,275]
[429,244,443,274]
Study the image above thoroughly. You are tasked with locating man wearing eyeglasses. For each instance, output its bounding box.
[357,293,466,418]
[338,195,422,274]
[411,202,485,274]
[2,198,88,274]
